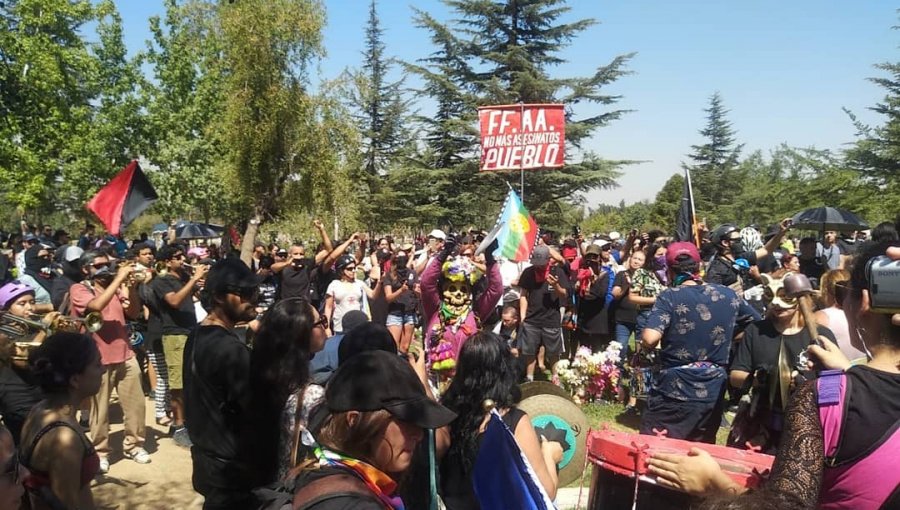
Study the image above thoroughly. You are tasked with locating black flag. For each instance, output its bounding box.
[675,169,697,246]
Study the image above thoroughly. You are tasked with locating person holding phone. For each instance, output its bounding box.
[383,250,419,353]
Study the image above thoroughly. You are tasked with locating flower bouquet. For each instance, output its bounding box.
[555,342,623,404]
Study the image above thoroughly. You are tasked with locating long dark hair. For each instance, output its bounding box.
[440,332,521,474]
[247,297,317,484]
[29,333,97,395]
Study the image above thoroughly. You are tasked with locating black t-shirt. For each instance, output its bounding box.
[612,271,637,324]
[731,320,836,410]
[0,365,42,444]
[279,258,318,301]
[704,256,743,288]
[799,257,826,285]
[577,270,610,336]
[139,281,164,351]
[383,272,418,314]
[184,325,252,488]
[50,275,77,311]
[757,253,780,274]
[518,265,570,328]
[153,274,197,335]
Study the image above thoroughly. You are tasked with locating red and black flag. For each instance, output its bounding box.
[86,160,158,235]
[675,168,699,247]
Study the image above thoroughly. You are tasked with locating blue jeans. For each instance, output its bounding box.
[615,322,636,344]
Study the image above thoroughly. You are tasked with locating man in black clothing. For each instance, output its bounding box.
[185,258,260,510]
[797,237,826,288]
[50,246,85,312]
[518,245,570,382]
[153,244,208,444]
[705,219,791,292]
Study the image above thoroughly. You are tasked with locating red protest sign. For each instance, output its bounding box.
[478,104,565,171]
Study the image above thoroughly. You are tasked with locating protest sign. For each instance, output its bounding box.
[478,104,565,171]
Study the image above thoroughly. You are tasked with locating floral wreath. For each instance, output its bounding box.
[440,256,481,286]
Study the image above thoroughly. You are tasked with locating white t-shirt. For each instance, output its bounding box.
[326,279,369,332]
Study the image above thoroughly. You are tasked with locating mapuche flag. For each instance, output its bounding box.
[86,160,158,236]
[493,189,538,262]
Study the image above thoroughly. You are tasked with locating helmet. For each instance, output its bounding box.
[740,227,763,252]
[0,280,35,310]
[335,255,357,271]
[711,224,738,245]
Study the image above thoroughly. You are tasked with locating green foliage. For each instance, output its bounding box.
[140,0,228,222]
[402,0,633,229]
[646,172,684,232]
[683,92,744,225]
[0,0,142,221]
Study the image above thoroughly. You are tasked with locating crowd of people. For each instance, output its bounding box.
[0,214,896,510]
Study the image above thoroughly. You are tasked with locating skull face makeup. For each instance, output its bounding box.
[441,280,472,315]
[761,273,798,310]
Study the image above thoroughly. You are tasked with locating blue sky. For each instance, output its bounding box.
[116,1,897,207]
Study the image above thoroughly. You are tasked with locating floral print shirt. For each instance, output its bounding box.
[277,383,325,481]
[646,284,760,403]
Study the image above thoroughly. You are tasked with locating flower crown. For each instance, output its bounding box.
[441,256,481,286]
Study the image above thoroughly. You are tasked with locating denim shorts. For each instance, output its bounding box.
[386,312,418,327]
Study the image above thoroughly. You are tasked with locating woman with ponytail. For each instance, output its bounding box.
[19,333,103,509]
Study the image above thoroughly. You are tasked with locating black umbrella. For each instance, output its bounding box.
[790,207,868,232]
[176,221,223,240]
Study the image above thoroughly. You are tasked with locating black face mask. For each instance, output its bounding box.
[730,240,745,255]
[395,256,408,267]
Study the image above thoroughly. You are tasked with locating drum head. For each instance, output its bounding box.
[518,381,572,402]
[517,393,590,487]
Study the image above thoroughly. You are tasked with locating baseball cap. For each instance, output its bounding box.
[427,229,446,240]
[593,239,612,250]
[608,231,621,241]
[205,258,262,296]
[63,246,84,263]
[584,244,603,256]
[23,234,37,243]
[666,242,701,266]
[326,350,457,429]
[531,245,550,266]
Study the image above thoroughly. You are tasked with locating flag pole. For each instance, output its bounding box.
[519,102,525,202]
[685,168,699,248]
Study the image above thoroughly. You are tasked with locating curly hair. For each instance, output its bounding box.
[440,332,521,474]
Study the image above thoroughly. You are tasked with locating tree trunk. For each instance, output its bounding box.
[240,216,261,267]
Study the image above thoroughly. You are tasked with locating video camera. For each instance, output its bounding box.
[867,255,900,313]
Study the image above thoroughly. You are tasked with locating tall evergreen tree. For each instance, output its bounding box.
[354,0,409,177]
[683,92,744,225]
[844,27,900,215]
[407,0,634,225]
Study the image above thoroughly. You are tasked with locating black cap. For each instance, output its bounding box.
[326,350,457,429]
[206,258,262,296]
[338,322,396,366]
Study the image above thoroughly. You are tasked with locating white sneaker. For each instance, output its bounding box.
[124,447,152,464]
[98,457,110,474]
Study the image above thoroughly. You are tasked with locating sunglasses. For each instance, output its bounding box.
[344,266,356,272]
[2,450,19,485]
[92,262,110,269]
[226,286,258,300]
[313,315,329,330]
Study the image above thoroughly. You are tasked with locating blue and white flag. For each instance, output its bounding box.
[472,410,555,510]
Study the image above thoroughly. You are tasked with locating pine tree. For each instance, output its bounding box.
[354,0,410,177]
[844,45,900,215]
[683,92,744,225]
[407,0,634,225]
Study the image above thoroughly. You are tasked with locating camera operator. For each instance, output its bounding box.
[70,250,149,471]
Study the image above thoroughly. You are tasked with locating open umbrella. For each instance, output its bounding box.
[790,207,868,232]
[175,221,224,240]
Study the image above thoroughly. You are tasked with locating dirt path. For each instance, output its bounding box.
[91,398,203,509]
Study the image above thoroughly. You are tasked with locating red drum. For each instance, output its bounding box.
[586,428,774,510]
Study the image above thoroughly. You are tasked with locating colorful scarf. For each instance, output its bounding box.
[314,445,405,510]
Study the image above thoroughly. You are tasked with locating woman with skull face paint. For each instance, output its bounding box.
[727,273,837,453]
